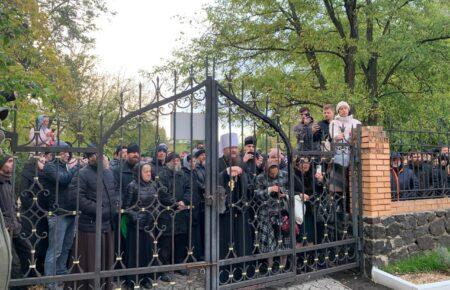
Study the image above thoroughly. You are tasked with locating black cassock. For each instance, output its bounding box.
[218,157,253,259]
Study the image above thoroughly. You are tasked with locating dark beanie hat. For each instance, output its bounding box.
[390,152,403,160]
[0,154,12,168]
[127,143,140,154]
[166,152,180,163]
[157,143,168,153]
[194,148,206,158]
[83,143,97,158]
[244,136,256,146]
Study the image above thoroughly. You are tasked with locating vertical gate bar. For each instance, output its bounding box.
[355,125,364,274]
[136,83,143,285]
[188,67,194,277]
[205,76,212,290]
[94,117,104,289]
[211,78,219,290]
[205,76,219,289]
[351,128,358,262]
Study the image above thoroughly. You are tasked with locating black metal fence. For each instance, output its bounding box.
[4,68,363,289]
[386,126,450,201]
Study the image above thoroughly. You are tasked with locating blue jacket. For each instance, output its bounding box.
[391,166,419,199]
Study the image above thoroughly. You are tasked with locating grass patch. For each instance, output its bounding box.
[382,247,450,275]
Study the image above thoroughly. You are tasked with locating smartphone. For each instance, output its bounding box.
[316,165,322,174]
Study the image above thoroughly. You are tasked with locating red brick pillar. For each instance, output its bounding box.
[360,126,392,217]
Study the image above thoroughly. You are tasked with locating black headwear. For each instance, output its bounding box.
[166,152,180,163]
[127,143,140,154]
[244,136,256,146]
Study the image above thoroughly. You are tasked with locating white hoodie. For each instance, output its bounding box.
[329,115,361,167]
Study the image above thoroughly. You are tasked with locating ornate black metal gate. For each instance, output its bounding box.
[6,72,362,289]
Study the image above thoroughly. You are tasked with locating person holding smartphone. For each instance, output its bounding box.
[241,136,264,187]
[293,107,321,152]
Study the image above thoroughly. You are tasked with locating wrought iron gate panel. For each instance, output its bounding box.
[6,74,362,289]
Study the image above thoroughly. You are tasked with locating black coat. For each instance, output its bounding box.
[433,166,450,191]
[195,163,206,193]
[0,175,21,237]
[19,161,46,214]
[318,119,331,142]
[158,167,191,236]
[182,167,202,226]
[217,157,252,258]
[40,159,80,213]
[109,158,120,170]
[293,168,323,196]
[19,161,48,248]
[240,154,264,191]
[123,178,159,230]
[409,161,433,190]
[112,161,134,202]
[70,165,119,232]
[293,120,321,151]
[151,159,166,180]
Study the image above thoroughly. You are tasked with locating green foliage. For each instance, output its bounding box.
[0,0,150,158]
[382,247,450,274]
[152,0,450,131]
[37,0,112,48]
[0,0,112,145]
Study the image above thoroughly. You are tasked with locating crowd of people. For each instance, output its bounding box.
[0,101,448,289]
[390,147,450,200]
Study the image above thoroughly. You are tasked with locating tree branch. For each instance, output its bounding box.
[381,57,405,85]
[419,35,450,44]
[281,97,324,109]
[323,0,346,38]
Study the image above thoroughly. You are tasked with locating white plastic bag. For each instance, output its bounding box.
[294,195,305,225]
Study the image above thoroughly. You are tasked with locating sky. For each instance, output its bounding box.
[92,0,212,77]
[91,0,246,140]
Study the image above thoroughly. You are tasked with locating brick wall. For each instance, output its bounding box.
[360,126,450,275]
[391,197,450,214]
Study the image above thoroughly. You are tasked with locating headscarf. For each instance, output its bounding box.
[37,115,49,130]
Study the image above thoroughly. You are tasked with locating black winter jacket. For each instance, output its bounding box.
[19,160,46,214]
[40,159,80,214]
[70,165,119,232]
[158,167,191,235]
[182,167,202,226]
[0,175,21,237]
[151,159,166,180]
[112,161,135,202]
[124,178,160,230]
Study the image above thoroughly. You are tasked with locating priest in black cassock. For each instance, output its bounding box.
[217,133,253,260]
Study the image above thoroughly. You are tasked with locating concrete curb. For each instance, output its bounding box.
[372,267,450,290]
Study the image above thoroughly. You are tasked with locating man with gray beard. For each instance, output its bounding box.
[158,152,191,280]
[217,133,252,262]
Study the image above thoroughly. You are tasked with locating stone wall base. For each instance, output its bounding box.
[363,208,450,275]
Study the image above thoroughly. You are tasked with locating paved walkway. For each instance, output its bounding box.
[273,277,350,290]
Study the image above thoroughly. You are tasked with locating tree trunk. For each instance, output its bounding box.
[344,0,358,91]
[344,47,357,90]
[365,0,379,124]
[304,46,327,90]
[367,54,379,124]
